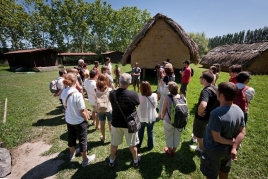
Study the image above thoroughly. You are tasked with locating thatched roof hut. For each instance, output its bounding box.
[121,13,199,71]
[200,42,268,74]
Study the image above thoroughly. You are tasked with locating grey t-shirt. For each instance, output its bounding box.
[203,105,245,151]
[132,67,141,80]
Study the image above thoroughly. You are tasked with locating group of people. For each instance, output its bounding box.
[53,58,255,179]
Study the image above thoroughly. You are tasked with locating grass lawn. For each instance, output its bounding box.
[0,64,267,179]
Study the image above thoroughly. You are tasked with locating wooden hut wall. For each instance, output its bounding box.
[8,53,35,68]
[34,51,58,67]
[131,19,190,69]
[7,51,58,68]
[245,50,268,74]
[107,52,123,63]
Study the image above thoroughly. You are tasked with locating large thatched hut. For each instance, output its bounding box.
[121,13,199,75]
[200,42,268,74]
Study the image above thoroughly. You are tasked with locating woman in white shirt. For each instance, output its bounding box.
[137,81,158,150]
[61,72,95,167]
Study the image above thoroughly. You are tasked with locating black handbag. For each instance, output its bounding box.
[113,91,141,133]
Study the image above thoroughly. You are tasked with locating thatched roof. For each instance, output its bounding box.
[200,42,268,68]
[121,13,199,65]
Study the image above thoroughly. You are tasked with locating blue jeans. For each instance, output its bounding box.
[137,122,155,150]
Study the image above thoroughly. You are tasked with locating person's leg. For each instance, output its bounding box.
[124,128,140,161]
[146,122,154,150]
[100,121,106,140]
[133,80,136,92]
[163,120,174,155]
[110,145,118,161]
[172,128,182,154]
[137,80,140,93]
[106,111,112,133]
[76,121,89,161]
[197,137,204,150]
[244,112,248,125]
[110,127,124,161]
[98,113,105,140]
[129,145,138,161]
[137,122,145,148]
[219,171,228,179]
[67,123,77,155]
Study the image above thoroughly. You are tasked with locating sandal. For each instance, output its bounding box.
[164,147,172,156]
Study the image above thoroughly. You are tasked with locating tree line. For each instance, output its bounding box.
[0,0,151,58]
[208,26,268,49]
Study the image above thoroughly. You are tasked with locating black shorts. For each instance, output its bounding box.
[180,82,188,94]
[193,117,208,138]
[200,148,232,179]
[132,79,140,86]
[67,121,88,152]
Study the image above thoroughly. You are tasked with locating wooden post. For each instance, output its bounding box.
[3,98,7,124]
[143,67,146,79]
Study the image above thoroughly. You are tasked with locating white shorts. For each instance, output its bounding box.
[110,126,139,147]
[163,120,182,148]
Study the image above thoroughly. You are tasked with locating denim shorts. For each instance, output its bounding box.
[98,111,112,122]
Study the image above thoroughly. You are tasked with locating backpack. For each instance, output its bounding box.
[191,68,194,77]
[96,90,109,113]
[167,94,188,130]
[233,86,249,112]
[49,78,60,94]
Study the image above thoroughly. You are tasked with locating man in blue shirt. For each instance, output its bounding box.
[201,82,246,179]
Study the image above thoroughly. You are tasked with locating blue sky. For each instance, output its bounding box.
[86,0,268,38]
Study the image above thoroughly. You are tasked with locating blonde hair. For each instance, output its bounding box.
[63,73,77,87]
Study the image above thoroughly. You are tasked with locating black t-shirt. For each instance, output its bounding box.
[77,65,85,81]
[109,88,140,128]
[163,75,175,85]
[195,86,219,120]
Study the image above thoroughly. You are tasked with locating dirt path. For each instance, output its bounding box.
[7,141,63,179]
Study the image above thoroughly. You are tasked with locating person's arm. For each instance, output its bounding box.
[54,89,63,97]
[80,109,91,121]
[211,130,233,145]
[161,96,168,119]
[198,101,207,117]
[231,127,246,160]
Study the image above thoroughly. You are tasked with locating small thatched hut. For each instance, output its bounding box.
[101,51,124,63]
[200,42,268,74]
[121,13,199,75]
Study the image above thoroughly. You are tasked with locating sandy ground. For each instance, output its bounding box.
[6,141,63,179]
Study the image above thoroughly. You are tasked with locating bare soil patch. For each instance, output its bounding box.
[7,141,63,179]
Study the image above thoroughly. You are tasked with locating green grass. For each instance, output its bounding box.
[0,64,267,179]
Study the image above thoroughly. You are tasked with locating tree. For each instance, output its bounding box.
[188,32,209,57]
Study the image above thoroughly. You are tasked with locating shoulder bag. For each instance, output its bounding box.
[113,90,141,133]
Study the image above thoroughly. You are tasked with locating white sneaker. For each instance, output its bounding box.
[191,134,197,143]
[70,148,80,161]
[82,154,96,167]
[189,145,203,152]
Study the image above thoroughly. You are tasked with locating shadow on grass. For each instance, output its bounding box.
[46,106,63,115]
[32,115,65,126]
[190,102,198,116]
[70,148,134,179]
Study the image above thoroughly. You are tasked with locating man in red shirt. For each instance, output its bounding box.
[179,60,191,97]
[228,64,242,84]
